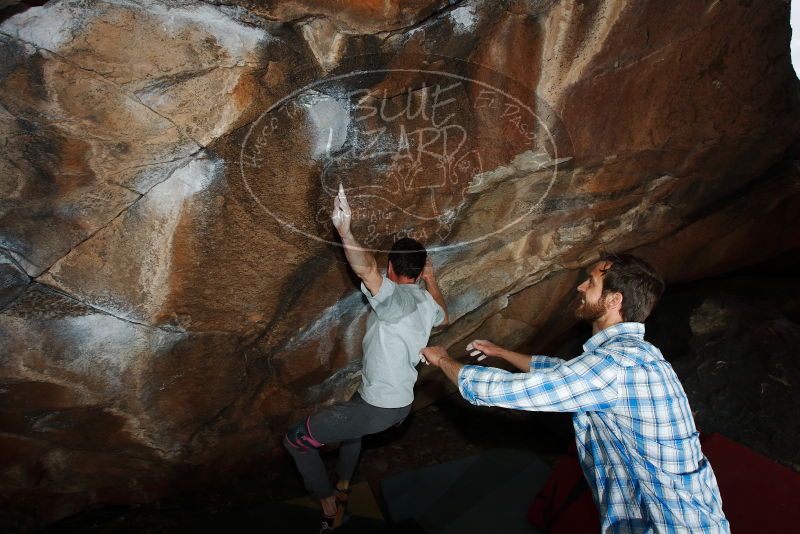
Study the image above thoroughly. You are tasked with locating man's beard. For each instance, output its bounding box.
[575,297,607,322]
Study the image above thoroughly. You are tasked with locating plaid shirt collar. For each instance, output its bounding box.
[582,322,645,353]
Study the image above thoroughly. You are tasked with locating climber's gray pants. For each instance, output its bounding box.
[283,392,411,499]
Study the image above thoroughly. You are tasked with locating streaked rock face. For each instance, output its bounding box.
[1,0,799,526]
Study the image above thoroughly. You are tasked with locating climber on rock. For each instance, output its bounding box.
[284,184,448,534]
[421,253,730,533]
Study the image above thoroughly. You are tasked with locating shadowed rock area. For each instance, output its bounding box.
[1,0,799,529]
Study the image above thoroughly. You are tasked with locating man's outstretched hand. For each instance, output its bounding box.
[468,339,536,372]
[466,339,501,358]
[331,183,352,237]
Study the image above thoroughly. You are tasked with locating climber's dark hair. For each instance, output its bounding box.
[388,238,427,279]
[598,252,665,322]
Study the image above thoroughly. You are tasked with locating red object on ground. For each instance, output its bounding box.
[526,443,598,534]
[527,433,800,533]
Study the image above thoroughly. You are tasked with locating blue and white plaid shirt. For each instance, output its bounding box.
[458,322,730,533]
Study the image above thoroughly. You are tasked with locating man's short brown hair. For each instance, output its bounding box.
[388,237,427,279]
[599,252,665,322]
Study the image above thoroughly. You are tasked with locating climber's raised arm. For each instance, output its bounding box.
[331,185,383,296]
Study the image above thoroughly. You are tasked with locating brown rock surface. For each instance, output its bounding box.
[0,249,28,308]
[1,0,799,527]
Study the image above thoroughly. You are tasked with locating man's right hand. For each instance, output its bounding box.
[331,183,352,237]
[420,346,464,385]
[420,346,449,367]
[421,256,449,325]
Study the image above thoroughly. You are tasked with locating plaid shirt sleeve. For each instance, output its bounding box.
[458,350,620,412]
[529,355,564,371]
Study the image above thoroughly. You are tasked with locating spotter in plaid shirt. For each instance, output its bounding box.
[458,322,729,533]
[421,254,729,533]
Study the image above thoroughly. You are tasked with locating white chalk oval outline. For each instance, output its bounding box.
[239,66,564,253]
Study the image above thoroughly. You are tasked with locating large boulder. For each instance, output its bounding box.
[1,0,799,527]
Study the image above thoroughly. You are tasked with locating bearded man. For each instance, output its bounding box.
[421,253,729,533]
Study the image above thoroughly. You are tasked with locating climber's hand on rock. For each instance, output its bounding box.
[421,256,436,284]
[331,183,352,236]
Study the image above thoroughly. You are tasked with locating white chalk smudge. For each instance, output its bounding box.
[449,4,478,34]
[1,1,83,51]
[134,153,223,320]
[298,91,351,158]
[116,0,269,62]
[2,0,270,63]
[284,292,366,353]
[62,314,174,387]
